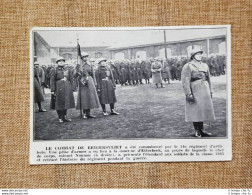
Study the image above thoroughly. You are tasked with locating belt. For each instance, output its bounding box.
[57,77,68,81]
[102,77,110,81]
[191,78,206,82]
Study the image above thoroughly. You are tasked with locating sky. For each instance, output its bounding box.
[36,28,226,48]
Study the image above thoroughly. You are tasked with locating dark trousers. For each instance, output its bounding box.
[193,122,203,131]
[101,103,114,112]
[56,109,67,119]
[83,109,91,115]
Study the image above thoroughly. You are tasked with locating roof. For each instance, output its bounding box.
[35,28,226,49]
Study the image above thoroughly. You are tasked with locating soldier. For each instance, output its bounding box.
[127,60,134,85]
[176,59,182,81]
[41,65,48,88]
[181,48,215,137]
[119,60,128,86]
[36,64,45,94]
[34,61,46,112]
[162,60,171,84]
[110,61,120,84]
[75,52,100,119]
[46,64,53,88]
[50,57,75,122]
[170,59,177,80]
[221,55,226,75]
[151,58,165,88]
[143,59,151,84]
[95,58,119,116]
[136,60,144,84]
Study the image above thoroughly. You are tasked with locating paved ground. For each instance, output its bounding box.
[34,75,227,140]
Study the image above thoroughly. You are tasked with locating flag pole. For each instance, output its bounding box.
[77,34,83,118]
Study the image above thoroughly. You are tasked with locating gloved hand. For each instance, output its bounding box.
[186,94,195,104]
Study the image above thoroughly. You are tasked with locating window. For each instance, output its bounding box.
[114,52,125,60]
[135,51,147,59]
[158,48,171,58]
[95,52,103,58]
[63,53,72,61]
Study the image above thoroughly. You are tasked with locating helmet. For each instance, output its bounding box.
[189,48,203,58]
[56,57,65,64]
[90,58,95,62]
[81,52,89,58]
[97,57,107,64]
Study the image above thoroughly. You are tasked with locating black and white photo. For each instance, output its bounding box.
[30,26,231,164]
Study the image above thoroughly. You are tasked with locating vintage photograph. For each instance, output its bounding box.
[32,26,229,141]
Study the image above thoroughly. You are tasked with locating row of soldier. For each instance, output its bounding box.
[38,54,226,91]
[34,53,120,123]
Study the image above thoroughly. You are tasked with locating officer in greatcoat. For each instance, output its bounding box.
[151,57,165,88]
[50,57,75,123]
[34,61,46,112]
[95,58,119,116]
[75,52,100,119]
[181,48,215,137]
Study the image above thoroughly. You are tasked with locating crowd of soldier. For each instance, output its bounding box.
[38,54,226,92]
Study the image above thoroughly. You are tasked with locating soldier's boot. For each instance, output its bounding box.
[200,124,212,136]
[101,104,109,116]
[110,109,119,115]
[63,116,72,122]
[38,102,47,112]
[57,110,64,123]
[110,104,119,115]
[86,109,96,118]
[161,83,165,88]
[156,83,158,88]
[193,122,202,137]
[62,110,71,122]
[82,109,88,119]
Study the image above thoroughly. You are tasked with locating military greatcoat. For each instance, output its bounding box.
[181,60,215,122]
[95,65,117,104]
[75,62,100,110]
[151,61,162,84]
[34,67,44,103]
[50,67,75,110]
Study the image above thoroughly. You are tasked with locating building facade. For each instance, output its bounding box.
[108,36,226,60]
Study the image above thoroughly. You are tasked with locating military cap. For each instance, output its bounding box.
[34,61,39,65]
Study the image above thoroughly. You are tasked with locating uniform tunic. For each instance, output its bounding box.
[136,62,143,80]
[50,67,75,110]
[95,65,117,104]
[75,62,100,110]
[119,62,127,83]
[181,61,215,122]
[34,67,44,103]
[143,61,151,79]
[151,61,162,83]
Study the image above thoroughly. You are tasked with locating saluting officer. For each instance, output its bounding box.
[50,57,75,123]
[95,58,119,116]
